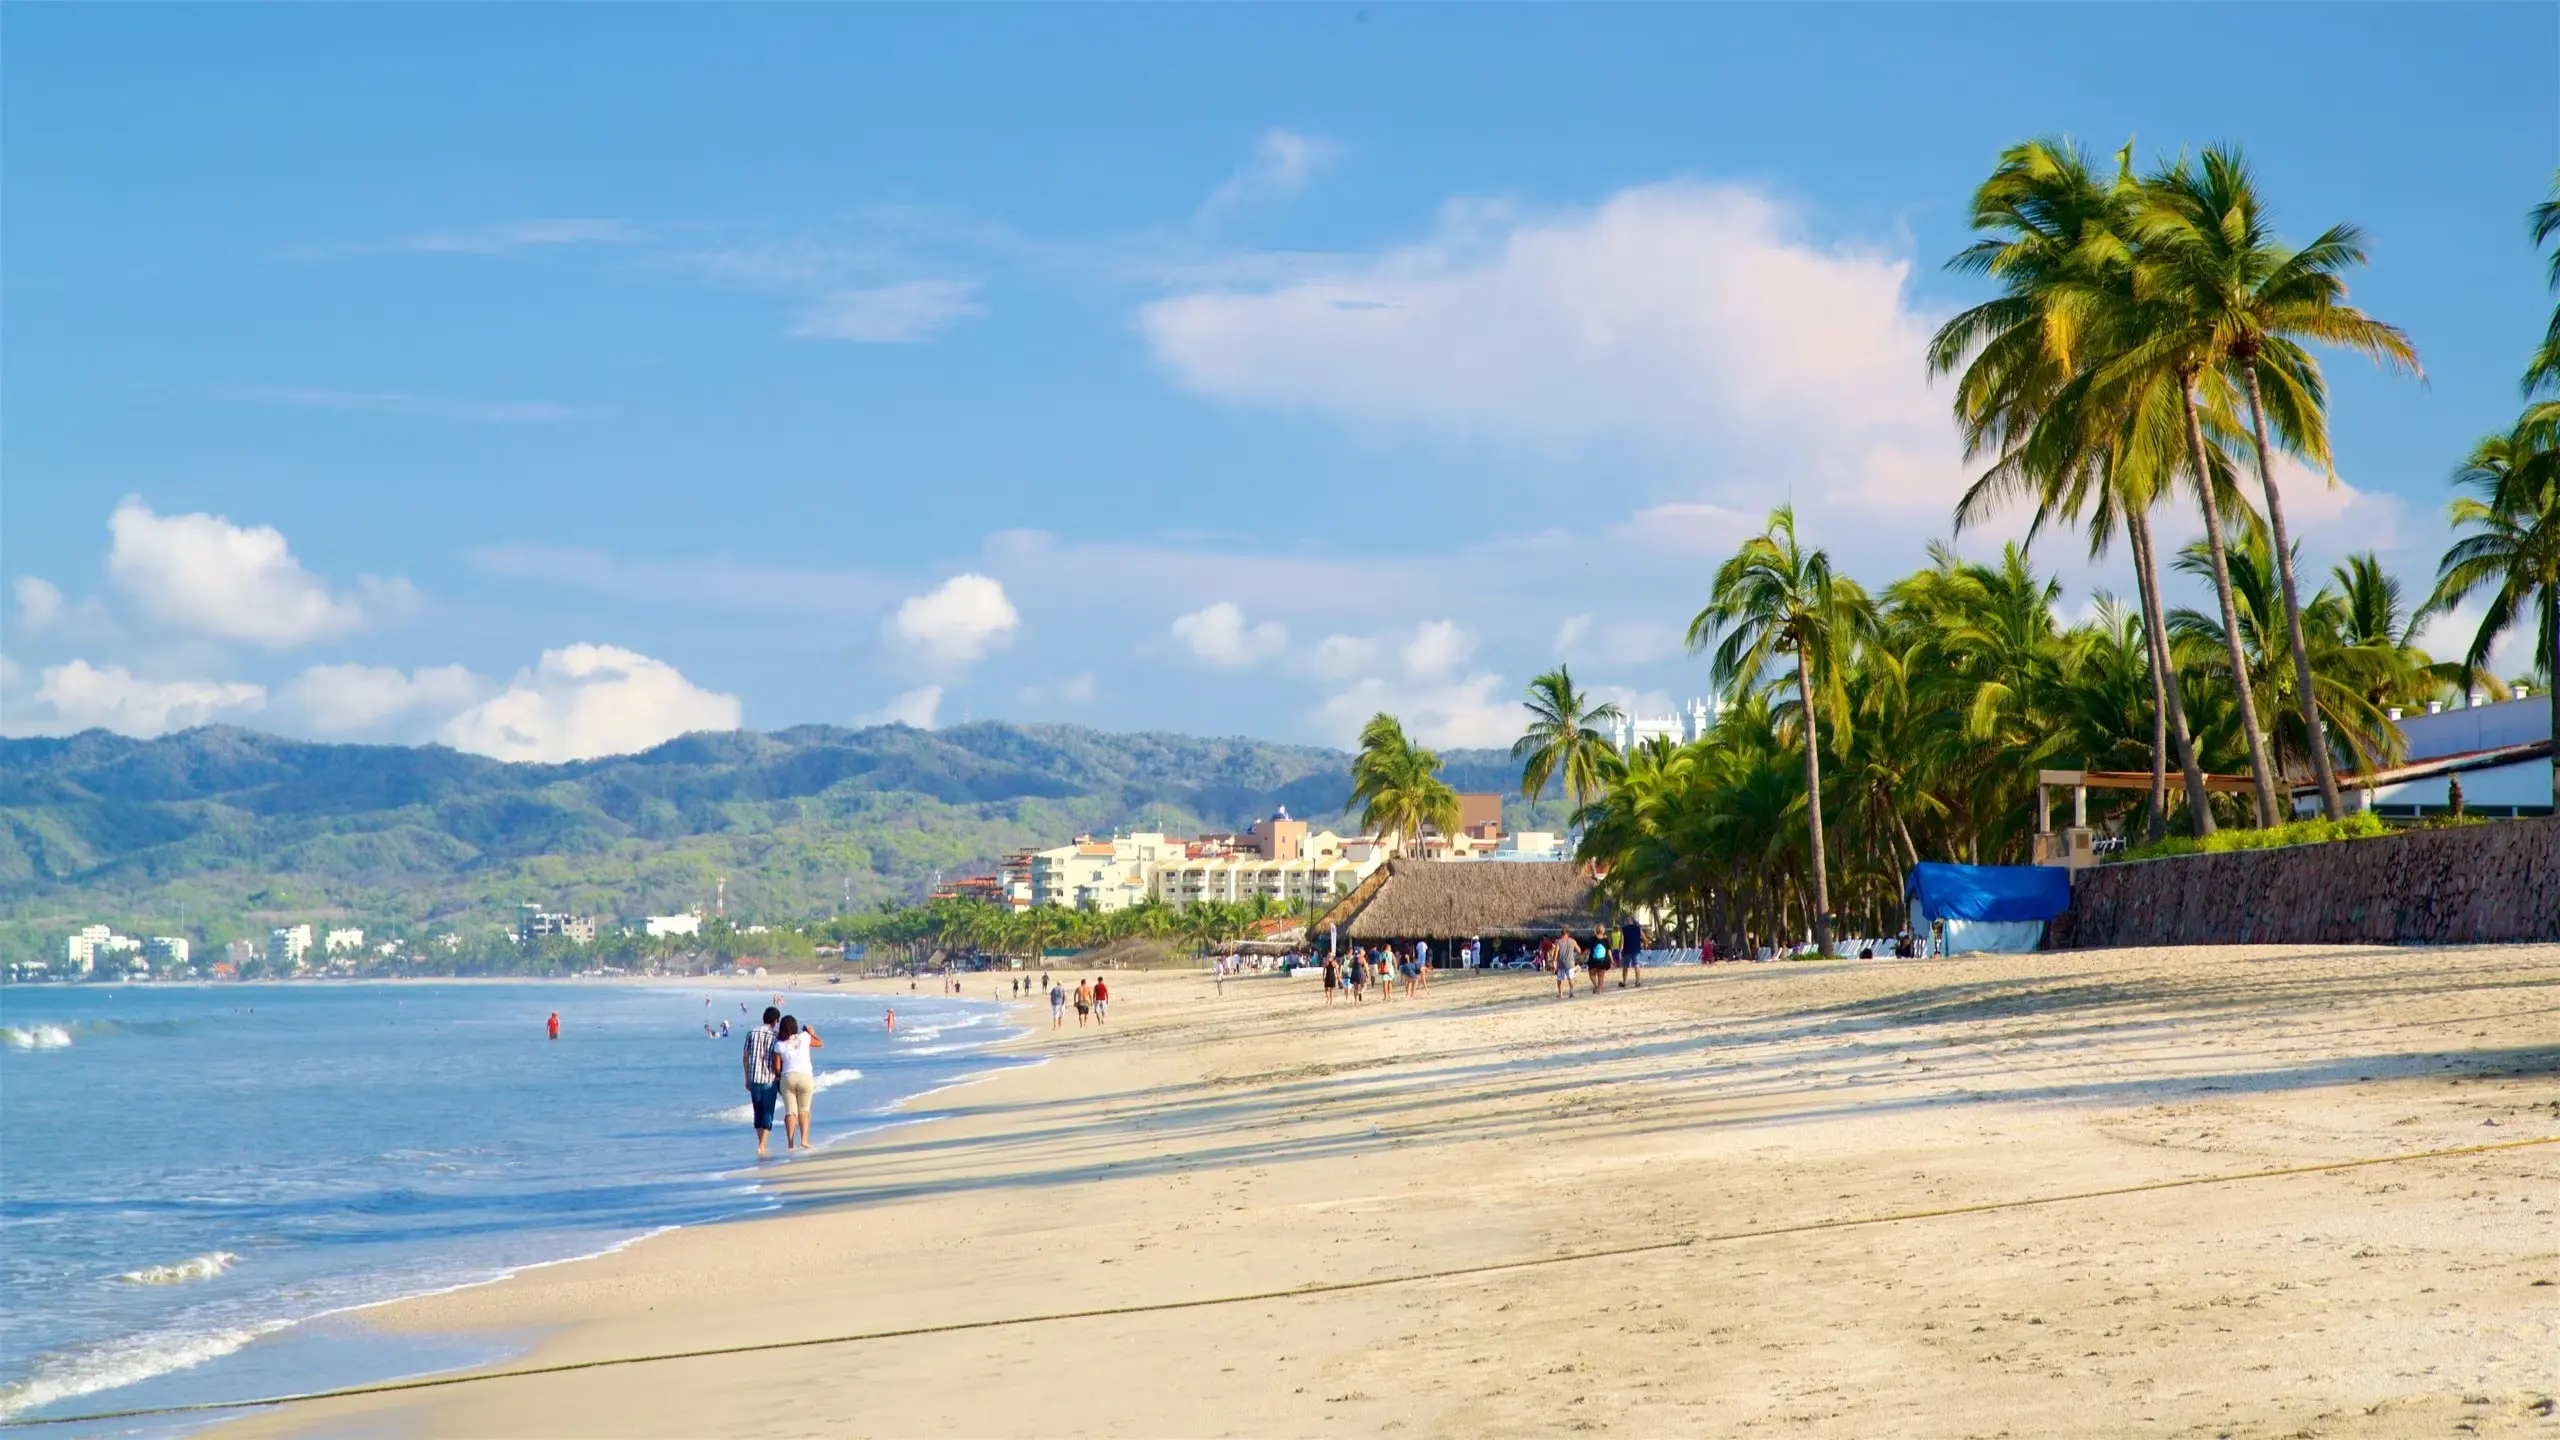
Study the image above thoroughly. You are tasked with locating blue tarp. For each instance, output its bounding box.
[1905,861,2071,922]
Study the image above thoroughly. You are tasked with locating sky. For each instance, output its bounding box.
[4,4,2553,761]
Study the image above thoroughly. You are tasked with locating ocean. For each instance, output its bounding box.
[0,980,1018,1432]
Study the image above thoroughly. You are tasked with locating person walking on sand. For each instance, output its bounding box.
[1588,933,1610,992]
[773,1015,823,1151]
[1620,919,1644,988]
[1050,980,1068,1029]
[1073,980,1094,1028]
[1092,977,1110,1023]
[1322,955,1340,1004]
[1553,933,1580,998]
[741,1006,782,1157]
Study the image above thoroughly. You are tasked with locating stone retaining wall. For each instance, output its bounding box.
[2050,816,2559,948]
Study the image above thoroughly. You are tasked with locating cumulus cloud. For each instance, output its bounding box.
[105,499,414,647]
[278,663,485,739]
[860,685,944,728]
[1400,619,1476,680]
[4,659,265,738]
[437,644,742,762]
[1171,601,1289,668]
[794,280,985,342]
[1140,182,1972,566]
[1201,129,1339,218]
[13,577,65,634]
[889,574,1020,664]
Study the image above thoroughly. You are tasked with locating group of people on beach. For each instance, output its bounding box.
[1540,927,1645,997]
[1317,943,1439,1003]
[1044,973,1109,1030]
[739,1005,823,1157]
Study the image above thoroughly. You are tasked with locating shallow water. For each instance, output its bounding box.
[0,981,1014,1429]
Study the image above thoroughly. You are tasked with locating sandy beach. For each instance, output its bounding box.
[218,943,2558,1438]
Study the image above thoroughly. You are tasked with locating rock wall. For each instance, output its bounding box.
[2051,816,2559,948]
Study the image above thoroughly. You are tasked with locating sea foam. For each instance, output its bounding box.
[1,1025,73,1051]
[115,1252,239,1286]
[0,1320,284,1421]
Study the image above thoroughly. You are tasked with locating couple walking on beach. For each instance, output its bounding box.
[740,1006,825,1157]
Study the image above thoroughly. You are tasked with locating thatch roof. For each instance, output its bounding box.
[1320,859,1602,941]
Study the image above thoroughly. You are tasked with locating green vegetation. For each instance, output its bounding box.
[1550,149,2553,954]
[0,722,1557,967]
[2118,811,2386,863]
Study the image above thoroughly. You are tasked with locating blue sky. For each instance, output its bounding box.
[5,4,2553,759]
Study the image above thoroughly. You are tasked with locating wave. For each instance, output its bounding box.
[115,1251,238,1285]
[0,1320,286,1421]
[706,1068,863,1123]
[2,1025,74,1050]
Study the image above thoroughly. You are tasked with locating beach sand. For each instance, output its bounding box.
[222,944,2558,1438]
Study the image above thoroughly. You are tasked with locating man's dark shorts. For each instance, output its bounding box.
[749,1080,779,1133]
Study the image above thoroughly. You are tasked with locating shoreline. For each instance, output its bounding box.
[210,946,2557,1437]
[0,981,1025,1431]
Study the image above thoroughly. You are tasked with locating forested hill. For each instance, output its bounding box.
[0,723,1544,956]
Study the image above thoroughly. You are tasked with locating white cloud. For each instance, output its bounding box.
[1171,601,1289,668]
[3,660,265,738]
[245,388,584,423]
[1311,672,1520,750]
[437,644,742,762]
[105,499,414,647]
[1310,633,1383,683]
[1140,182,1970,563]
[2411,601,2533,680]
[860,685,944,728]
[1201,129,1339,218]
[889,574,1019,664]
[13,577,64,634]
[313,218,641,258]
[794,280,985,342]
[278,663,485,739]
[1400,619,1475,680]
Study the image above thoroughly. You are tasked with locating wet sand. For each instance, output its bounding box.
[224,943,2559,1438]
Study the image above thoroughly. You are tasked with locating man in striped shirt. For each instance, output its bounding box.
[741,1005,781,1157]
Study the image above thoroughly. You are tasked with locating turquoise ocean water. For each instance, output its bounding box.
[0,981,1016,1432]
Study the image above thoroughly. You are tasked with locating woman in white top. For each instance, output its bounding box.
[772,1015,823,1151]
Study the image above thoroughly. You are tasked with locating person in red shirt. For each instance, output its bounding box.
[545,1012,560,1040]
[1092,978,1109,1023]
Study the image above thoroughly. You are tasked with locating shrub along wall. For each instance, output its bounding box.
[2051,816,2559,948]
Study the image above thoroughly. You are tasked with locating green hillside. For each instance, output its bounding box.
[0,723,1553,961]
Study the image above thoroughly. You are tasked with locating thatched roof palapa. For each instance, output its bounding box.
[1318,860,1602,942]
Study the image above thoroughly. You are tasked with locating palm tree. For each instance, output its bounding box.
[1513,665,1623,827]
[2132,147,2421,820]
[1687,505,1874,952]
[2427,412,2560,809]
[1348,713,1461,855]
[1932,136,2218,839]
[2526,171,2560,398]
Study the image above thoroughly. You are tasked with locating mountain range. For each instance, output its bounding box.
[0,723,1551,959]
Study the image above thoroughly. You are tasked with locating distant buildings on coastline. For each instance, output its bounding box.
[938,798,1565,915]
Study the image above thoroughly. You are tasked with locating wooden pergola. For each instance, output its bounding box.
[2033,768,2258,866]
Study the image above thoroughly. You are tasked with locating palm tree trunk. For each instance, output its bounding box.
[2239,364,2345,820]
[2179,378,2282,827]
[2129,506,2215,837]
[2126,510,2169,843]
[1793,648,1833,952]
[2548,587,2559,812]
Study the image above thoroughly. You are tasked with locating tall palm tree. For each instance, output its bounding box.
[2133,147,2421,820]
[1347,713,1462,855]
[1931,136,2217,839]
[2427,412,2560,809]
[1512,665,1623,826]
[1687,505,1874,952]
[2526,171,2560,398]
